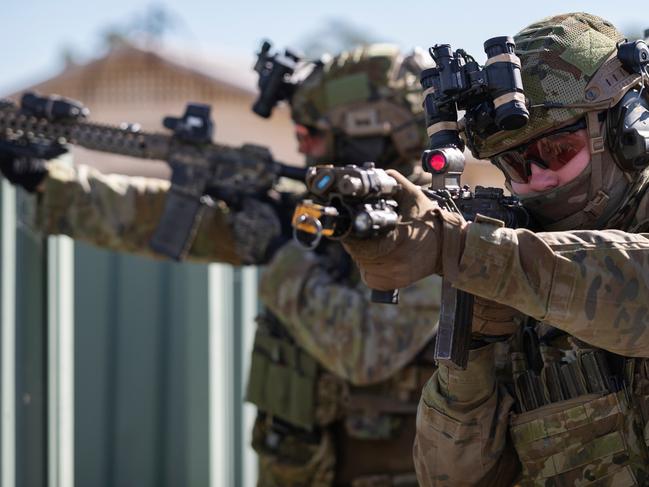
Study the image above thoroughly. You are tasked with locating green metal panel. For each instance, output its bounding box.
[232,268,244,485]
[3,190,257,487]
[178,265,210,487]
[15,191,48,487]
[74,243,210,487]
[111,254,167,487]
[1,187,52,487]
[73,245,114,487]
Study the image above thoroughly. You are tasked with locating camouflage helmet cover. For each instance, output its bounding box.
[290,44,428,165]
[467,12,642,159]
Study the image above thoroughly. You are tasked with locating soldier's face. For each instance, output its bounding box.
[295,124,328,159]
[508,129,591,195]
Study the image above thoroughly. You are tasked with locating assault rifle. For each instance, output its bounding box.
[0,92,306,259]
[292,158,531,369]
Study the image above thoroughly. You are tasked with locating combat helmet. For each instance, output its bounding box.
[466,13,649,230]
[289,44,429,172]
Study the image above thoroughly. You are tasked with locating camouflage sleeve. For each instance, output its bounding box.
[446,214,649,357]
[414,344,520,487]
[35,159,282,264]
[258,241,441,385]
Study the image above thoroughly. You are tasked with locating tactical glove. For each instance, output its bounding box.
[0,140,63,193]
[342,169,466,290]
[0,155,48,193]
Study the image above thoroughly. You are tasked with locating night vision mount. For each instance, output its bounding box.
[419,36,529,175]
[252,40,302,118]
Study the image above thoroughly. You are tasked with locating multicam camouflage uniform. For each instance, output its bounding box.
[414,13,649,486]
[34,45,441,486]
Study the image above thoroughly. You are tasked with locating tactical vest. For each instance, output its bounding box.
[246,311,432,487]
[504,171,649,486]
[508,326,649,486]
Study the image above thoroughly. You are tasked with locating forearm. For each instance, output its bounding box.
[448,218,649,356]
[36,161,282,264]
[259,242,441,385]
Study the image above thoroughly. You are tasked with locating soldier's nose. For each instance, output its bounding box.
[527,163,560,192]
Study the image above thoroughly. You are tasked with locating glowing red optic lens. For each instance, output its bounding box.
[427,153,447,173]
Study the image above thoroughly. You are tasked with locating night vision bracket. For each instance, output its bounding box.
[252,40,301,118]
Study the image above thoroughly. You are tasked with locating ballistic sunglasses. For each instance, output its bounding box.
[492,118,588,184]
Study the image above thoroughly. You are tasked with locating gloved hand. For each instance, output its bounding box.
[0,140,62,192]
[342,169,466,290]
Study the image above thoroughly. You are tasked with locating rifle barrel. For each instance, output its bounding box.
[0,98,171,160]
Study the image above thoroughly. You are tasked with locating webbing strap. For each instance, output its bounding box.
[587,111,605,190]
[542,111,609,231]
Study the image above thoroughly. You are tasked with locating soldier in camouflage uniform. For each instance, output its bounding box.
[0,45,441,486]
[342,13,649,486]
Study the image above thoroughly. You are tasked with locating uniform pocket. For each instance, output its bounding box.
[289,370,315,430]
[246,350,271,410]
[414,397,488,486]
[511,391,649,486]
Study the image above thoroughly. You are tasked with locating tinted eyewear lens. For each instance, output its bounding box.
[493,119,588,183]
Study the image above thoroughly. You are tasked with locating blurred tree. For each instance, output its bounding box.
[133,4,179,48]
[101,28,130,50]
[56,4,187,71]
[297,19,383,59]
[622,23,649,41]
[60,46,80,69]
[100,4,179,50]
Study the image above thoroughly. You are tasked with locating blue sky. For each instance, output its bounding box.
[2,0,647,95]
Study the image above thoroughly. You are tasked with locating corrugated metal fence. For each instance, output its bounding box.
[1,181,258,487]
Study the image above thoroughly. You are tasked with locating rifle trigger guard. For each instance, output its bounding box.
[293,214,323,250]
